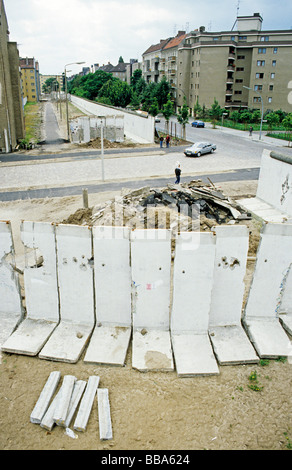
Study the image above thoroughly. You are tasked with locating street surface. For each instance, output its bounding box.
[0,102,291,201]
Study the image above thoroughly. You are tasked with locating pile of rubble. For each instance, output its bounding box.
[77,180,252,233]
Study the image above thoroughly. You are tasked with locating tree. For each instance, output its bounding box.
[97,78,132,108]
[209,99,224,128]
[42,77,59,93]
[155,76,171,109]
[282,113,292,146]
[266,111,280,131]
[193,99,202,118]
[148,98,159,117]
[177,96,189,139]
[118,56,124,63]
[130,69,142,91]
[162,94,174,132]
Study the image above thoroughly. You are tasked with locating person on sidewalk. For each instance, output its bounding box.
[249,126,253,136]
[166,135,170,148]
[159,135,164,148]
[175,163,181,184]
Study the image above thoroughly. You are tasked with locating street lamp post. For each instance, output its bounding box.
[243,85,264,140]
[64,61,85,141]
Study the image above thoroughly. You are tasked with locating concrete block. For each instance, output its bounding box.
[65,380,87,428]
[30,371,61,424]
[2,222,59,356]
[209,226,258,364]
[84,226,131,366]
[53,375,77,426]
[170,232,219,376]
[131,229,174,371]
[39,224,95,363]
[73,375,100,432]
[278,262,292,335]
[40,387,62,431]
[243,223,292,357]
[97,388,113,440]
[0,221,23,348]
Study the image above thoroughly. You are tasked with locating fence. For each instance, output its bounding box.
[1,220,291,376]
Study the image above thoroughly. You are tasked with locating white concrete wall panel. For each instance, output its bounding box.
[243,223,292,358]
[170,232,219,376]
[257,150,292,217]
[0,221,23,347]
[171,232,216,334]
[1,221,59,356]
[209,225,249,327]
[93,226,131,326]
[70,95,155,144]
[39,224,95,363]
[84,226,132,366]
[21,221,59,322]
[131,229,173,371]
[131,229,171,330]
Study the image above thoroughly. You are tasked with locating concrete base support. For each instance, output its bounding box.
[0,221,23,348]
[73,375,100,432]
[30,371,61,424]
[97,388,113,440]
[39,225,95,363]
[2,222,59,356]
[84,325,131,366]
[132,329,174,372]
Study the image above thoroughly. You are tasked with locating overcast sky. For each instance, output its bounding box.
[4,0,292,75]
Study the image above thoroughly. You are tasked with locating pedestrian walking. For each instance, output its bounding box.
[159,135,164,148]
[175,162,181,184]
[166,135,170,148]
[249,126,253,136]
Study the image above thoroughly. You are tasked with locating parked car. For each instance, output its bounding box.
[184,142,216,157]
[191,120,205,128]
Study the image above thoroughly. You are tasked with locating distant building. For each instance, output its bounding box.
[39,74,62,93]
[20,57,41,102]
[0,0,25,152]
[142,14,292,114]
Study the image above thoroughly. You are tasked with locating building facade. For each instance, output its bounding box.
[142,14,292,115]
[0,0,25,152]
[20,57,40,102]
[39,74,63,93]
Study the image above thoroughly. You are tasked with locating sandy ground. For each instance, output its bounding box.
[1,180,292,452]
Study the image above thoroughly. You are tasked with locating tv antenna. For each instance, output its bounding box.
[231,0,240,30]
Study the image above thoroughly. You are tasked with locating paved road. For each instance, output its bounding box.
[0,103,291,201]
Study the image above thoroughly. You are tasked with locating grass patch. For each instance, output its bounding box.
[21,101,43,148]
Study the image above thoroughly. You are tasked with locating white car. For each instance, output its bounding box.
[184,142,216,157]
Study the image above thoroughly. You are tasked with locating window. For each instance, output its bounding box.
[253,97,261,103]
[269,85,274,91]
[257,60,265,66]
[254,85,263,91]
[234,90,242,94]
[271,73,275,79]
[256,73,264,79]
[258,48,266,54]
[273,48,278,54]
[239,36,247,40]
[237,55,245,59]
[235,78,243,83]
[261,36,269,41]
[268,97,272,103]
[236,67,244,71]
[272,60,276,66]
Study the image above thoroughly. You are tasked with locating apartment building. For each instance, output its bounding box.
[20,57,40,102]
[0,0,25,152]
[39,74,62,93]
[142,13,292,115]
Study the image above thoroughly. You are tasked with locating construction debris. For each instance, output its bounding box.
[63,180,251,234]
